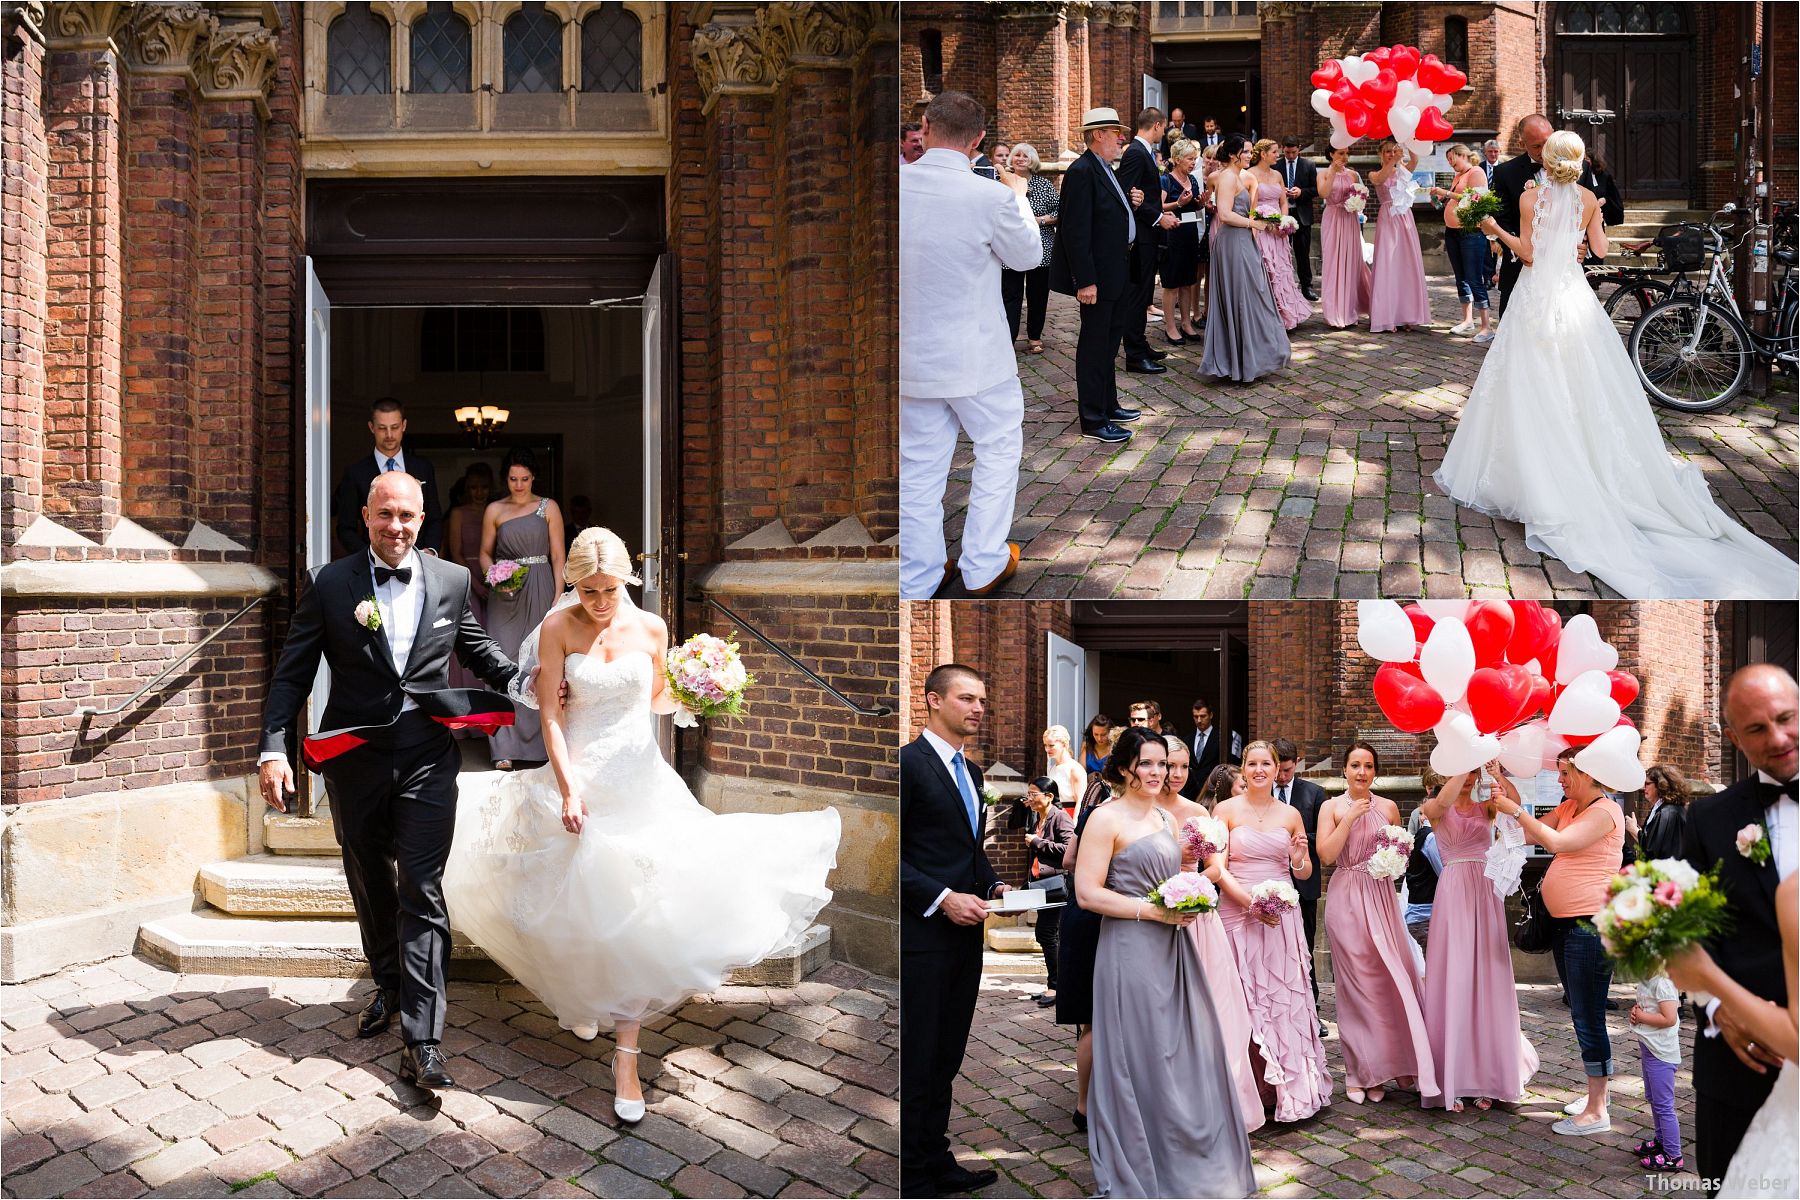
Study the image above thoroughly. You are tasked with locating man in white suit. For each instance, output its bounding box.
[899,91,1043,600]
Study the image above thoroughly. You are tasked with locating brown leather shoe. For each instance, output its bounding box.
[965,543,1020,596]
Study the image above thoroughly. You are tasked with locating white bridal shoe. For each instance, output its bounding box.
[613,1046,644,1124]
[571,1024,599,1041]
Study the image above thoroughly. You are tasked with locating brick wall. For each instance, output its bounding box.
[1696,3,1796,209]
[2,15,49,549]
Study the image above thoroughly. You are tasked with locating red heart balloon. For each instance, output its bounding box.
[1374,662,1447,734]
[1467,665,1536,734]
[1537,625,1561,683]
[1329,79,1360,113]
[1358,68,1398,109]
[1402,604,1435,644]
[1506,601,1559,666]
[1366,46,1392,67]
[1389,46,1421,81]
[1416,106,1456,142]
[1343,101,1373,138]
[1565,715,1635,747]
[1607,670,1640,708]
[1415,61,1448,94]
[1311,60,1344,90]
[1523,672,1554,721]
[1465,602,1516,668]
[1437,64,1468,91]
[1366,106,1392,140]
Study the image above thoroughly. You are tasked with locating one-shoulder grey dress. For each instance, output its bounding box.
[1200,188,1291,383]
[1089,812,1256,1199]
[487,498,555,763]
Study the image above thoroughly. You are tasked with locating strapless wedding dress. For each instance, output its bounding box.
[443,652,840,1032]
[1722,1059,1798,1198]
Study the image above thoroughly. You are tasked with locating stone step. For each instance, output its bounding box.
[138,907,833,986]
[984,923,1041,953]
[265,807,339,856]
[200,854,354,916]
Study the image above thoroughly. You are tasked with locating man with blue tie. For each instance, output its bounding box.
[333,397,444,557]
[900,664,1009,1196]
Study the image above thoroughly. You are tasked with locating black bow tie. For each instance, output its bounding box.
[1758,780,1796,805]
[374,565,412,586]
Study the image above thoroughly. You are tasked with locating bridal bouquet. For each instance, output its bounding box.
[1180,814,1229,866]
[1342,182,1369,215]
[1249,878,1299,921]
[663,632,753,728]
[486,559,528,597]
[1590,858,1731,981]
[1365,823,1414,881]
[1456,186,1503,228]
[1251,207,1299,235]
[1146,871,1219,915]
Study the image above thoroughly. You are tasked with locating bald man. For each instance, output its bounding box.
[258,471,531,1092]
[1681,664,1797,1191]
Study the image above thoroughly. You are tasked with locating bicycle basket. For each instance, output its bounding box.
[1655,223,1708,272]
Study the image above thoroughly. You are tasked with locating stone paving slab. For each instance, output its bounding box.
[1,954,896,1199]
[954,948,1710,1198]
[936,279,1798,598]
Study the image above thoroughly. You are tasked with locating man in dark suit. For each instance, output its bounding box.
[258,471,529,1092]
[1488,115,1553,316]
[900,664,1008,1196]
[1279,137,1320,300]
[334,398,444,556]
[1179,700,1241,799]
[1160,106,1198,160]
[1480,139,1501,186]
[1116,107,1177,375]
[1198,116,1222,151]
[1050,107,1148,445]
[1681,664,1796,1192]
[1274,737,1329,1024]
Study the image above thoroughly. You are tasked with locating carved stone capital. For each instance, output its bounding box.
[995,1,1070,19]
[44,1,132,50]
[692,17,778,110]
[199,21,277,113]
[1109,1,1141,30]
[124,4,216,77]
[760,1,857,68]
[6,0,47,47]
[845,1,896,49]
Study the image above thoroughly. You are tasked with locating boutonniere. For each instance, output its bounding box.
[355,598,382,632]
[1736,822,1772,866]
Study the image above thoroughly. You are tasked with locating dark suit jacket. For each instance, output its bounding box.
[1049,150,1134,301]
[901,735,1003,956]
[1117,137,1166,275]
[334,449,444,557]
[1160,123,1198,161]
[1278,154,1320,225]
[259,552,518,761]
[1683,777,1788,1102]
[1637,800,1687,861]
[1283,777,1328,900]
[1492,153,1604,251]
[1179,725,1237,799]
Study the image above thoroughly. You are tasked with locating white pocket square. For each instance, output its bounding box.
[433,617,453,628]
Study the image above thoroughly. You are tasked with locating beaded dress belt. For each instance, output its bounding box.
[515,555,549,565]
[1442,855,1486,867]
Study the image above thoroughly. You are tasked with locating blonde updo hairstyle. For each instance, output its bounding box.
[1250,137,1279,167]
[564,526,641,587]
[1542,129,1586,186]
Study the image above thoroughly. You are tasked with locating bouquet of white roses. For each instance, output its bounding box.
[1365,823,1414,881]
[1180,814,1229,866]
[1146,871,1219,915]
[1343,182,1369,215]
[662,632,753,728]
[1249,878,1299,921]
[1590,858,1730,981]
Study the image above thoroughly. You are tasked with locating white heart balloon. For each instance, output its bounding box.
[1356,600,1418,663]
[1522,657,1543,677]
[1431,711,1501,775]
[1554,614,1619,685]
[1575,725,1646,793]
[1342,56,1380,86]
[1311,88,1337,120]
[1408,138,1435,160]
[1392,79,1427,109]
[1498,720,1548,778]
[1429,91,1455,114]
[1565,668,1612,696]
[1418,600,1472,622]
[1549,674,1622,736]
[1420,617,1476,705]
[1330,125,1357,150]
[1540,730,1571,770]
[1388,104,1422,147]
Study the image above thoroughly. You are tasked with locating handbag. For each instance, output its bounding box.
[1031,871,1069,903]
[1512,875,1554,954]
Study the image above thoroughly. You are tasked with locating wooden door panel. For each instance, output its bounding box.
[1623,45,1690,197]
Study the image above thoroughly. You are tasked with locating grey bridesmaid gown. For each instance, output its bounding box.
[486,498,555,762]
[1200,188,1291,383]
[1089,812,1256,1199]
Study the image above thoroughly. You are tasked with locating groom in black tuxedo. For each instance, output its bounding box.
[1682,664,1797,1192]
[1488,114,1553,317]
[900,664,1007,1196]
[259,471,528,1091]
[1275,738,1329,1020]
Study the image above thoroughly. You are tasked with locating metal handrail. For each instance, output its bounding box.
[73,596,266,720]
[695,595,894,718]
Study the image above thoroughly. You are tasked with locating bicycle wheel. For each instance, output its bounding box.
[1629,296,1751,412]
[1604,281,1667,339]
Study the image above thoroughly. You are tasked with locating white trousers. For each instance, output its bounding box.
[899,378,1024,599]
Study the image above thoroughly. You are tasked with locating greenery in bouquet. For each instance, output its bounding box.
[1146,870,1219,914]
[1456,187,1503,228]
[663,632,753,725]
[485,559,528,596]
[1587,858,1731,982]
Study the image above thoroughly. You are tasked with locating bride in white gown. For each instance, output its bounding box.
[1434,129,1797,599]
[444,528,840,1122]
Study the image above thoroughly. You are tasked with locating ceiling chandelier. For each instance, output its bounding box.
[454,404,509,450]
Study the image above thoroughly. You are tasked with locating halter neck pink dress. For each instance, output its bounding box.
[1368,168,1432,331]
[1320,170,1373,327]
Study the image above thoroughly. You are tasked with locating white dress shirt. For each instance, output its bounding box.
[1758,770,1798,881]
[374,447,407,474]
[900,147,1043,399]
[372,549,424,703]
[919,726,990,917]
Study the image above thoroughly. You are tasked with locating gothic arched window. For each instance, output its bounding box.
[410,1,472,94]
[1444,17,1469,72]
[581,4,642,93]
[505,1,563,93]
[328,3,391,95]
[920,29,943,95]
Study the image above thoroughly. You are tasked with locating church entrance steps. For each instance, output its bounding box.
[264,802,339,855]
[199,853,356,916]
[1614,206,1712,242]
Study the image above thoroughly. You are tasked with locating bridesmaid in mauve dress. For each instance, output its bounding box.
[1317,742,1439,1105]
[1201,136,1291,383]
[1245,140,1311,330]
[1318,147,1373,328]
[1216,741,1332,1123]
[1420,767,1540,1111]
[1368,140,1433,332]
[1078,729,1255,1199]
[480,449,565,768]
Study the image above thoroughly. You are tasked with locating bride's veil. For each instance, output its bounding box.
[514,581,639,682]
[1529,178,1585,279]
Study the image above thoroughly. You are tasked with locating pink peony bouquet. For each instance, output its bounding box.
[663,632,753,728]
[1251,207,1299,235]
[1146,870,1219,915]
[1249,878,1299,921]
[1589,858,1730,981]
[1180,814,1229,866]
[485,559,528,596]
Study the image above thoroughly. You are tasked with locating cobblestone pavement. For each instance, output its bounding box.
[954,948,1706,1199]
[0,953,897,1199]
[939,277,1798,599]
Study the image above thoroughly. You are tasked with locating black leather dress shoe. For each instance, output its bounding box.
[1080,422,1134,444]
[357,989,398,1039]
[1108,405,1142,422]
[1124,359,1167,374]
[937,1163,1000,1194]
[399,1042,456,1090]
[1141,346,1167,361]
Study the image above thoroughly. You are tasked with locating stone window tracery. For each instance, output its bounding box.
[504,1,562,94]
[328,2,391,95]
[410,1,472,94]
[581,3,642,93]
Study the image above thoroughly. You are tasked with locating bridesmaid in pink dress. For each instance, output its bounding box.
[1420,765,1540,1111]
[1317,742,1439,1106]
[1157,740,1266,1134]
[1216,741,1332,1123]
[1368,140,1433,332]
[1318,147,1373,328]
[1247,140,1312,330]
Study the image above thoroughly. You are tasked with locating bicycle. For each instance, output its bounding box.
[1627,204,1799,412]
[1585,237,1700,338]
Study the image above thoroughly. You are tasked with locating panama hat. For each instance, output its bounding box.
[1080,107,1128,132]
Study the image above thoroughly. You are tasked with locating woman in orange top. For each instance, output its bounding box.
[1429,143,1495,342]
[1491,746,1626,1137]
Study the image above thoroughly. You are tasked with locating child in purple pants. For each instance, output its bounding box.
[1629,972,1683,1171]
